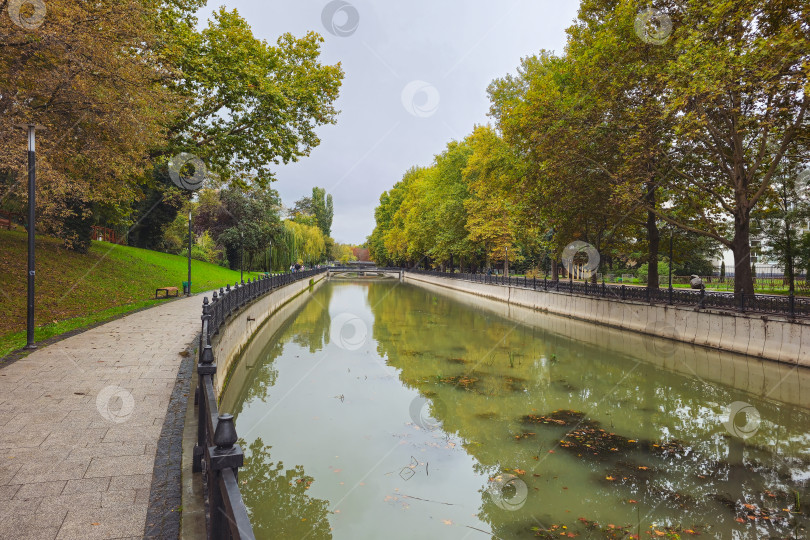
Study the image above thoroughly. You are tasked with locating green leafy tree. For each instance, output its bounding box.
[162,7,344,186]
[653,0,809,295]
[311,187,334,237]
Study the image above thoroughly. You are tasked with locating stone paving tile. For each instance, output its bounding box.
[0,294,204,539]
[0,484,21,500]
[55,504,148,540]
[1,526,60,540]
[39,492,103,512]
[0,460,23,485]
[85,455,154,478]
[67,443,146,461]
[11,458,90,484]
[101,489,136,507]
[14,480,67,498]
[108,474,151,492]
[62,477,111,494]
[0,494,43,516]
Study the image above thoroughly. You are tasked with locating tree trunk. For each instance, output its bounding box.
[551,260,558,281]
[731,215,755,296]
[647,209,660,290]
[644,180,660,290]
[785,224,795,294]
[504,255,509,278]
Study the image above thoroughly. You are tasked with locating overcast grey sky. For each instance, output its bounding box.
[197,1,581,244]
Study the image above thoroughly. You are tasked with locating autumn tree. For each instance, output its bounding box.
[463,126,529,275]
[0,0,177,250]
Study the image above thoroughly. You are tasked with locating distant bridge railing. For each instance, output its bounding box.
[194,268,326,539]
[327,266,403,274]
[406,269,810,319]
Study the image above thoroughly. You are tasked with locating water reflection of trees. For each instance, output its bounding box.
[367,282,810,538]
[288,284,333,353]
[239,438,332,540]
[231,285,333,413]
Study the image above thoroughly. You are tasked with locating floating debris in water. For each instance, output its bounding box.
[521,410,588,427]
[649,439,689,458]
[435,374,479,391]
[560,426,636,457]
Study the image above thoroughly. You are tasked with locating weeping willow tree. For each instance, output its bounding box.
[266,220,326,271]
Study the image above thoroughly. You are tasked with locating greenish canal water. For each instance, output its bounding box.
[221,280,810,539]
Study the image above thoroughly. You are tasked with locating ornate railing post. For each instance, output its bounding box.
[211,292,219,331]
[194,298,216,474]
[209,414,247,538]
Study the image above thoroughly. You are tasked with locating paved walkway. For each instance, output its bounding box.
[0,294,204,539]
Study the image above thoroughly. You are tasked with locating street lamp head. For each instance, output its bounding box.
[15,124,46,151]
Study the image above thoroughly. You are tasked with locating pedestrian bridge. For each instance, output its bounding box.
[326,266,403,280]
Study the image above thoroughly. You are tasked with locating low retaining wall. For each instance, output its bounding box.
[405,273,810,368]
[211,275,326,397]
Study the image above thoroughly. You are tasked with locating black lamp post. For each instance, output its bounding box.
[20,124,43,350]
[187,208,192,296]
[668,227,674,305]
[240,229,244,283]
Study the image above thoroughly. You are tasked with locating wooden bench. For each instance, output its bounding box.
[155,286,179,299]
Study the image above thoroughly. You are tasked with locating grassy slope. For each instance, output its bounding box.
[0,229,262,357]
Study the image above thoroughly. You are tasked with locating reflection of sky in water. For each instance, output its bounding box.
[225,280,810,539]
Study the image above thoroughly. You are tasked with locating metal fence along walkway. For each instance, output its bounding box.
[407,270,810,319]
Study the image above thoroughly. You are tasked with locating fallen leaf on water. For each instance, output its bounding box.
[514,469,526,475]
[605,475,615,481]
[442,519,453,525]
[628,499,638,504]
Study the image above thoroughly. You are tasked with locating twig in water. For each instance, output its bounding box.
[402,494,455,506]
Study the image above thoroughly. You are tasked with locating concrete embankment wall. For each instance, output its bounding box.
[210,275,325,398]
[404,273,810,368]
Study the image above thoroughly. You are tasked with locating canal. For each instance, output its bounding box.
[221,279,810,539]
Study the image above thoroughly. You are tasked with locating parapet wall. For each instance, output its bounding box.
[210,276,325,398]
[404,273,810,368]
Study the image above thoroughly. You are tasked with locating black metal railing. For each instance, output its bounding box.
[407,269,810,319]
[194,268,325,539]
[326,266,402,271]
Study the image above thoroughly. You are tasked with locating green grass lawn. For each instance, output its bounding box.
[0,229,263,358]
